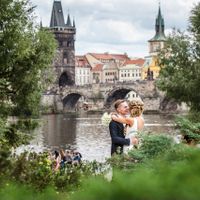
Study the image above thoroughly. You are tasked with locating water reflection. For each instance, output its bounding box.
[41,113,175,162]
[42,114,77,149]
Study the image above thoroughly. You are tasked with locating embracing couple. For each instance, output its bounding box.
[109,99,144,155]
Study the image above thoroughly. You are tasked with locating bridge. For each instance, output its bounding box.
[41,80,168,112]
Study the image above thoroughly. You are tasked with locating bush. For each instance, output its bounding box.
[139,134,173,158]
[0,182,66,200]
[175,117,200,144]
[0,149,106,192]
[109,134,174,170]
[69,148,200,200]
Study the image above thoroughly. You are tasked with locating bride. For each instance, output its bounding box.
[111,98,144,153]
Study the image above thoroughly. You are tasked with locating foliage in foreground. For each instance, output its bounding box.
[0,183,66,200]
[1,139,200,200]
[70,146,200,200]
[0,148,104,192]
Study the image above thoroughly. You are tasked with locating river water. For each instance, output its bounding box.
[24,113,175,162]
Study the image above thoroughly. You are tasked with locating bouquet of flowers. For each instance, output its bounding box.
[101,112,112,126]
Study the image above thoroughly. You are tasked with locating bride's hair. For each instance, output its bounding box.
[129,98,144,117]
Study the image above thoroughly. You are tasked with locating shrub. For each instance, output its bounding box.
[69,148,200,200]
[175,117,200,144]
[0,182,66,200]
[139,134,173,158]
[109,134,174,170]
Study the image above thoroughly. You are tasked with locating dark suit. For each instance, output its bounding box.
[109,120,130,155]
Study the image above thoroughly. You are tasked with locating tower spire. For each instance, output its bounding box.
[149,3,166,42]
[66,9,72,27]
[148,2,166,55]
[50,0,65,28]
[73,17,76,27]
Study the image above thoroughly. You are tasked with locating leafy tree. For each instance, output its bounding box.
[0,0,57,117]
[157,3,200,112]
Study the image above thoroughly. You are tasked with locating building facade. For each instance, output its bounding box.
[75,56,91,85]
[119,59,144,82]
[142,56,160,80]
[125,91,142,101]
[91,64,103,83]
[86,53,129,83]
[103,62,119,83]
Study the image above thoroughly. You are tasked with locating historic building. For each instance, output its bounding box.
[75,56,91,85]
[50,0,76,87]
[125,91,141,101]
[119,59,144,82]
[86,53,129,83]
[148,4,166,56]
[91,63,104,83]
[142,56,160,80]
[102,62,119,83]
[142,4,166,80]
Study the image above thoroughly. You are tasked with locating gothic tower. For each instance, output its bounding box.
[148,4,166,56]
[50,0,76,86]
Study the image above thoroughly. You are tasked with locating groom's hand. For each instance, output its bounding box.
[130,137,138,145]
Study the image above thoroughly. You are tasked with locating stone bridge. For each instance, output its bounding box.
[42,80,169,112]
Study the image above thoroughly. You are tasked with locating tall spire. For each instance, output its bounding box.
[149,3,166,41]
[73,17,76,27]
[50,0,65,28]
[66,13,72,27]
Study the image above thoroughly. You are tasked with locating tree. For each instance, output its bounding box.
[157,3,200,112]
[0,0,57,117]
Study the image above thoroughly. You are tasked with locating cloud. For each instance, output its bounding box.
[31,0,199,57]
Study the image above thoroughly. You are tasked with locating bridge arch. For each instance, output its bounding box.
[62,92,88,111]
[104,87,142,108]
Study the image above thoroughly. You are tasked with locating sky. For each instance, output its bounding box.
[31,0,199,58]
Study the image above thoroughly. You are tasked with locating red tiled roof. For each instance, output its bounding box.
[123,58,145,66]
[89,53,129,61]
[75,56,90,68]
[89,53,113,60]
[92,64,103,72]
[111,54,129,60]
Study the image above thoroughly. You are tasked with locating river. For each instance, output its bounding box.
[21,113,175,162]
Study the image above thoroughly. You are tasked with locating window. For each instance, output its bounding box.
[63,51,68,64]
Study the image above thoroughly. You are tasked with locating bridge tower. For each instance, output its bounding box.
[148,3,166,56]
[50,0,76,86]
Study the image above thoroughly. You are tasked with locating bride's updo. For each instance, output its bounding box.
[129,98,144,117]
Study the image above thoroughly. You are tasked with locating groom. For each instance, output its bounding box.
[109,99,134,155]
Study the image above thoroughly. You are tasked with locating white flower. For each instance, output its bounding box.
[101,112,112,126]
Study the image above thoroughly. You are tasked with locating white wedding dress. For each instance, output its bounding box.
[124,117,138,154]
